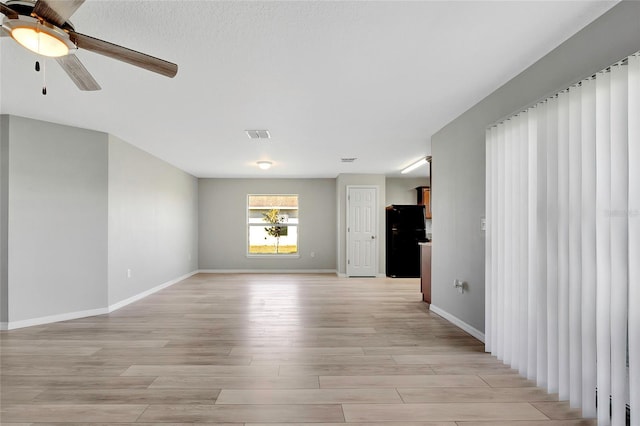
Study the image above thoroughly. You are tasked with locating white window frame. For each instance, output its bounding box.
[246,194,300,258]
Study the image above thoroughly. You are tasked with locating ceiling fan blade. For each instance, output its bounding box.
[33,0,85,28]
[0,2,19,19]
[56,54,101,91]
[69,31,178,78]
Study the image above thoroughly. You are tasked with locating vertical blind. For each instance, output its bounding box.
[486,52,639,426]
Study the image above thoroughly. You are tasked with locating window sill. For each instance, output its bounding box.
[246,254,301,259]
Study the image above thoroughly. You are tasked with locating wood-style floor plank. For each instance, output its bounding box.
[342,402,549,422]
[0,273,595,424]
[137,403,345,422]
[0,404,148,423]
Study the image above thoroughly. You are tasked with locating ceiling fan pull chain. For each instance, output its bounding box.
[42,59,47,95]
[36,21,46,94]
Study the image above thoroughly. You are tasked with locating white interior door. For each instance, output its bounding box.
[347,186,378,277]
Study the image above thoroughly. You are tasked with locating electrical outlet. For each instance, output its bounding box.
[480,217,486,231]
[310,251,316,258]
[127,268,132,278]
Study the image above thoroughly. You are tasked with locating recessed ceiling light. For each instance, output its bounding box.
[257,161,272,170]
[245,130,271,139]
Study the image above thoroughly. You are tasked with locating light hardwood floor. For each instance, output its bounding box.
[1,273,595,425]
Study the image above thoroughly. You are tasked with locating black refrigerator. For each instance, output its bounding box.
[386,205,427,278]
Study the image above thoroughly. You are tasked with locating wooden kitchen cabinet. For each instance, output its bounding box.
[420,243,431,304]
[416,186,431,219]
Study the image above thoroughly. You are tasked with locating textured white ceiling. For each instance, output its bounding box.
[0,1,616,178]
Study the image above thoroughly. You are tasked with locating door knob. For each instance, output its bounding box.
[371,235,376,239]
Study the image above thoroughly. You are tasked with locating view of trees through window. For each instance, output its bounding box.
[247,195,298,254]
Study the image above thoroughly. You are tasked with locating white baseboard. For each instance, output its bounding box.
[429,304,486,343]
[0,270,199,331]
[108,270,199,313]
[336,273,387,278]
[198,269,337,274]
[0,307,108,331]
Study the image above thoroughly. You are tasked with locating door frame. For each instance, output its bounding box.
[346,185,379,277]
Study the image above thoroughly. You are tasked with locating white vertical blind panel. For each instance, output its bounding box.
[505,118,515,365]
[510,116,519,369]
[527,107,539,381]
[511,115,521,370]
[609,63,628,426]
[580,77,597,418]
[557,91,571,401]
[491,126,500,355]
[485,128,493,354]
[536,101,549,389]
[628,53,640,426]
[515,114,524,373]
[628,54,640,424]
[497,124,506,359]
[568,86,582,408]
[519,112,529,378]
[595,70,612,426]
[546,97,560,393]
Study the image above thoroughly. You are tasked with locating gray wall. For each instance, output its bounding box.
[0,116,9,323]
[0,115,200,327]
[431,2,640,333]
[199,178,336,271]
[108,135,198,305]
[6,116,108,322]
[336,174,386,275]
[385,177,429,205]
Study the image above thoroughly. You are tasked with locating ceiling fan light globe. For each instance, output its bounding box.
[11,26,69,57]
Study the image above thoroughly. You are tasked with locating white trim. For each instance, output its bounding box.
[0,307,108,330]
[336,272,347,278]
[246,193,300,258]
[429,304,486,343]
[246,254,301,259]
[345,273,385,278]
[198,269,337,275]
[108,270,198,312]
[0,271,199,331]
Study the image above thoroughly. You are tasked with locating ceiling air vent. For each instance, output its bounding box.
[341,158,357,163]
[245,130,271,139]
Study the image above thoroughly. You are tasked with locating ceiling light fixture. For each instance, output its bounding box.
[5,17,74,57]
[257,161,272,170]
[401,157,428,174]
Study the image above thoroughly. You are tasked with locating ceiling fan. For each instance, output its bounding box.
[0,0,178,91]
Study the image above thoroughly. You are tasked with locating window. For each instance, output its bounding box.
[247,194,298,255]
